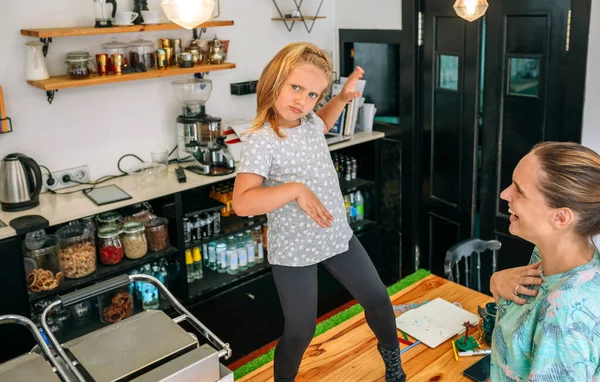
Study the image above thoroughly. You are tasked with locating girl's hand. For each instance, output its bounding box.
[296,184,334,228]
[490,261,543,305]
[337,66,365,103]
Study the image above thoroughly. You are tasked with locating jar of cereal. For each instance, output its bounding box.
[122,222,148,259]
[97,227,124,265]
[56,223,97,279]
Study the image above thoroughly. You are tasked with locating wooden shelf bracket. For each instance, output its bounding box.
[271,0,325,33]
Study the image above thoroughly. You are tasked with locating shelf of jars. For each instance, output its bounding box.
[20,20,235,38]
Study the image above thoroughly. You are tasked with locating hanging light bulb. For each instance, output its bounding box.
[453,0,488,22]
[161,0,215,30]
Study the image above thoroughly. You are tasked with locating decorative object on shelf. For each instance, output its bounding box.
[25,41,49,81]
[0,86,12,134]
[271,0,325,33]
[92,0,118,28]
[161,0,215,29]
[453,0,488,22]
[132,0,149,24]
[207,36,225,64]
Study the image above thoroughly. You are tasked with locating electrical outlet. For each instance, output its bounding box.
[42,165,91,192]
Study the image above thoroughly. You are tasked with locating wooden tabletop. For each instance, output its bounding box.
[239,275,493,382]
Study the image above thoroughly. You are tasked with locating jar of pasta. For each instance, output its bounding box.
[56,223,97,279]
[122,222,148,259]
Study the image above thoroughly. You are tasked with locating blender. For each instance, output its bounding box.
[172,78,235,176]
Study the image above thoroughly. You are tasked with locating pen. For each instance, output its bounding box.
[451,340,459,362]
[459,349,492,356]
[398,338,413,346]
[400,340,421,354]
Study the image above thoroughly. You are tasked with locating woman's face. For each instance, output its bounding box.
[500,153,559,243]
[274,64,328,128]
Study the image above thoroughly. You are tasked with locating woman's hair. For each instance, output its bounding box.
[249,42,333,137]
[531,141,600,237]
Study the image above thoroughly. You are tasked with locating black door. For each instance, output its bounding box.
[419,0,482,276]
[479,0,575,283]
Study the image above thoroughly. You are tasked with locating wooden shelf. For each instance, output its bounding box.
[27,63,236,91]
[21,20,234,38]
[271,16,326,21]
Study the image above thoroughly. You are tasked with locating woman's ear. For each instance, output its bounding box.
[553,207,575,230]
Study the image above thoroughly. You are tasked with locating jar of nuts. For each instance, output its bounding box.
[56,223,97,279]
[122,222,148,259]
[144,217,170,252]
[97,227,124,265]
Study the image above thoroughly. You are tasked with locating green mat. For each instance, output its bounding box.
[234,269,432,379]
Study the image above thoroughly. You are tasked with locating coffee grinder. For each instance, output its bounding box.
[172,78,235,176]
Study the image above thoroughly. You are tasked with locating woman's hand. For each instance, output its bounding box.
[490,262,543,304]
[295,184,334,228]
[337,66,365,103]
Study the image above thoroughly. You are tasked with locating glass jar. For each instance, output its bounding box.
[122,202,156,224]
[144,217,169,252]
[23,234,63,293]
[122,221,148,259]
[80,215,97,238]
[97,211,122,231]
[56,223,97,279]
[129,37,156,70]
[98,287,134,324]
[97,227,124,265]
[101,38,130,72]
[66,51,95,80]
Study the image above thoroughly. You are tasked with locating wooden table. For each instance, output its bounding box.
[239,275,493,382]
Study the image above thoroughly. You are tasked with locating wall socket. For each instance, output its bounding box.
[42,165,91,192]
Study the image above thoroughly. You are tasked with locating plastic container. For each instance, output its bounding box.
[145,217,170,252]
[129,37,156,70]
[56,223,97,279]
[97,227,124,265]
[23,235,63,293]
[122,221,148,259]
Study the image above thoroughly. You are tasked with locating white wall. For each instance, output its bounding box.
[581,0,600,152]
[0,0,335,178]
[335,0,402,30]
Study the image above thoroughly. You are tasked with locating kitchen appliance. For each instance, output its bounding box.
[93,0,117,28]
[0,153,43,212]
[172,78,235,176]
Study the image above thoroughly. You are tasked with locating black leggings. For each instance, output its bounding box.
[271,235,398,381]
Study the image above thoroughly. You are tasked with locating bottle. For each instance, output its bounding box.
[216,242,227,273]
[244,229,256,267]
[202,243,209,268]
[192,247,203,280]
[363,188,371,219]
[226,236,239,275]
[208,241,217,270]
[142,264,159,310]
[344,194,351,222]
[236,232,248,271]
[199,216,208,239]
[355,190,364,221]
[186,249,195,284]
[212,211,221,234]
[253,225,264,263]
[351,158,357,180]
[152,264,164,304]
[205,213,213,237]
[183,217,191,244]
[349,192,357,223]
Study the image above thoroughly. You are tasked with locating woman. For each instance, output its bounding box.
[490,141,600,381]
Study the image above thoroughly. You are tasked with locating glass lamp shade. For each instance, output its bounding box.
[453,0,488,22]
[161,0,215,29]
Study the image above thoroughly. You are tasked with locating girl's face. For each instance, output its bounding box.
[274,64,328,128]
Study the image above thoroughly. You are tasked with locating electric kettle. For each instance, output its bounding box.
[0,153,43,212]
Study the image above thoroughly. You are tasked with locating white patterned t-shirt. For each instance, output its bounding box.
[237,112,353,267]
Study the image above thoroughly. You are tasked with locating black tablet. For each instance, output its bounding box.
[463,354,491,382]
[84,184,132,206]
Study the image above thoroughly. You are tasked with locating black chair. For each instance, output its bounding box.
[444,239,502,291]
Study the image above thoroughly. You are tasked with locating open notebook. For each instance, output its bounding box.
[395,297,480,348]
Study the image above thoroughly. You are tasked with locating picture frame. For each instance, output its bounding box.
[0,86,12,134]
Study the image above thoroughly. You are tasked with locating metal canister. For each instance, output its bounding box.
[156,49,167,70]
[164,47,173,67]
[96,54,108,76]
[172,39,182,66]
[111,54,123,75]
[159,38,172,49]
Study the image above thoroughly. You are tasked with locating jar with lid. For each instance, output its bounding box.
[97,211,122,230]
[98,287,133,324]
[101,38,130,72]
[66,51,96,80]
[79,215,97,238]
[97,227,124,265]
[144,217,169,252]
[23,234,63,293]
[122,221,148,259]
[56,223,97,279]
[122,202,156,224]
[129,37,156,70]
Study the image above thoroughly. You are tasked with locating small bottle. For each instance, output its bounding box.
[345,160,352,181]
[199,216,208,239]
[245,229,256,267]
[186,249,195,284]
[212,211,221,234]
[236,232,248,271]
[349,192,357,223]
[254,226,265,263]
[192,215,200,241]
[344,194,351,222]
[183,217,191,244]
[226,236,239,275]
[208,241,217,270]
[205,213,213,237]
[192,247,203,280]
[351,158,357,180]
[142,264,159,310]
[202,243,209,268]
[216,242,227,273]
[355,190,364,221]
[262,223,268,250]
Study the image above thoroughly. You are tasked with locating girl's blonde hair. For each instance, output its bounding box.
[249,42,333,138]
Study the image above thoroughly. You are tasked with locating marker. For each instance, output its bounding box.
[400,340,421,354]
[451,340,459,362]
[459,349,492,357]
[398,338,413,346]
[401,330,409,341]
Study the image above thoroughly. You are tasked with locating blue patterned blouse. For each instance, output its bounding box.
[490,247,600,381]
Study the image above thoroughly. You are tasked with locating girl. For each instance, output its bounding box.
[490,142,600,380]
[233,42,406,382]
